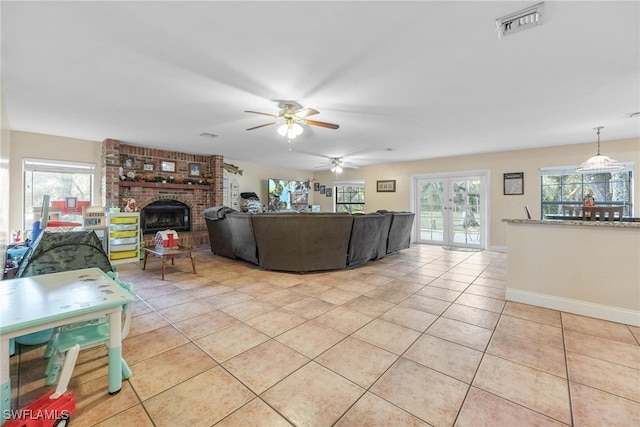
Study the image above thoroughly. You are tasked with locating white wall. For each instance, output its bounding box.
[0,82,11,261]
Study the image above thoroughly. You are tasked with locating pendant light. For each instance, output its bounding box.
[576,126,624,173]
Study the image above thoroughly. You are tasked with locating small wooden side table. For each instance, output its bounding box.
[142,245,196,280]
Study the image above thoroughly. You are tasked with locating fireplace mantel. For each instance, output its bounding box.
[119,181,211,191]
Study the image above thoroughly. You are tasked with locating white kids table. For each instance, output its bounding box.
[0,268,133,425]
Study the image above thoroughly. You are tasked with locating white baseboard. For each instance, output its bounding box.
[489,245,507,253]
[506,288,640,327]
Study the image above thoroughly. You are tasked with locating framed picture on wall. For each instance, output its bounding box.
[376,180,396,192]
[189,163,201,177]
[161,161,176,173]
[326,188,333,197]
[504,172,524,195]
[314,182,320,191]
[319,185,326,195]
[121,156,135,168]
[143,162,154,172]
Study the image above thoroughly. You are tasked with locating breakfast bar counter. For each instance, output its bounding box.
[502,219,640,326]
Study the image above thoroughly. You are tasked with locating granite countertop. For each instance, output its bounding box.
[502,218,640,228]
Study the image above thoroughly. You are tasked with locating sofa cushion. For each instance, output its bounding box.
[347,213,385,267]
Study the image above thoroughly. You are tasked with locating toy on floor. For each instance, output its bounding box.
[4,345,79,427]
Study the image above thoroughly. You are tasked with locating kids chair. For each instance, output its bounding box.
[44,278,134,386]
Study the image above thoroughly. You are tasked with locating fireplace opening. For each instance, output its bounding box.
[141,199,191,234]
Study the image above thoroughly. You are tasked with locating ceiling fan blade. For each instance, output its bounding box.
[304,119,340,130]
[245,110,279,118]
[246,122,277,131]
[294,108,320,118]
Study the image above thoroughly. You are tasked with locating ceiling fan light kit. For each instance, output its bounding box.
[246,103,339,144]
[576,126,625,173]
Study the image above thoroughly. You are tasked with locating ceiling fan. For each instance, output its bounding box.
[245,103,340,140]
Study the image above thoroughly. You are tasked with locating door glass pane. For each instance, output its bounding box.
[451,178,481,246]
[418,180,444,243]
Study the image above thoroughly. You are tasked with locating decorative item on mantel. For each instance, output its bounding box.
[583,192,595,207]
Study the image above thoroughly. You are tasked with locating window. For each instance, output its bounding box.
[335,181,365,214]
[540,165,633,218]
[23,159,95,229]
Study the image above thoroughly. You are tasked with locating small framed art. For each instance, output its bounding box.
[320,185,326,195]
[314,182,320,191]
[326,188,333,197]
[143,162,154,172]
[189,163,201,177]
[121,156,135,168]
[504,172,524,195]
[377,180,396,192]
[161,161,176,173]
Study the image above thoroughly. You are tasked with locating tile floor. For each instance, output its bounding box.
[9,244,640,426]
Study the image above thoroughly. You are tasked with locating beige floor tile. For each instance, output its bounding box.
[195,323,270,362]
[70,377,140,427]
[173,309,240,339]
[404,334,483,384]
[380,305,438,332]
[316,287,362,305]
[472,277,507,289]
[464,284,506,300]
[473,354,571,424]
[503,301,561,327]
[564,329,640,369]
[135,283,182,299]
[261,361,365,426]
[379,278,425,293]
[495,315,564,349]
[427,317,493,351]
[216,398,292,426]
[455,293,505,313]
[455,386,569,427]
[364,286,414,304]
[132,299,153,317]
[443,303,500,330]
[314,306,374,335]
[92,403,154,427]
[629,325,640,344]
[222,340,309,393]
[220,299,278,321]
[127,311,171,338]
[353,318,421,355]
[440,271,477,284]
[336,392,429,426]
[400,294,451,315]
[416,284,461,302]
[276,320,347,358]
[128,342,216,400]
[188,283,235,299]
[566,351,640,402]
[400,272,439,285]
[334,279,378,294]
[144,289,196,310]
[156,299,215,323]
[570,381,640,427]
[371,357,468,427]
[144,366,254,427]
[429,277,470,292]
[203,289,254,309]
[562,312,638,345]
[123,325,190,364]
[281,296,336,319]
[487,331,567,377]
[257,288,308,306]
[316,337,398,388]
[235,281,282,297]
[245,308,308,337]
[342,295,395,317]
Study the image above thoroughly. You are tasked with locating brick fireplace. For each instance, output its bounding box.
[102,139,224,248]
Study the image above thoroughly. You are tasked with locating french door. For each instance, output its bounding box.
[412,172,486,249]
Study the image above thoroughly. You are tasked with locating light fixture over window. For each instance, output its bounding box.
[576,126,624,173]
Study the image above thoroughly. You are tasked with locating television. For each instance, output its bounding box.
[267,179,309,212]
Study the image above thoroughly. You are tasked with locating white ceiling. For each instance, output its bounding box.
[2,1,638,171]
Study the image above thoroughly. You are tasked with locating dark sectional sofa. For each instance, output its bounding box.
[202,207,415,272]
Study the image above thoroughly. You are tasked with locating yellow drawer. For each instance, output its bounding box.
[110,217,138,224]
[110,230,137,238]
[110,250,138,260]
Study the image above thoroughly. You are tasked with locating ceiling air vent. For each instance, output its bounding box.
[496,2,544,39]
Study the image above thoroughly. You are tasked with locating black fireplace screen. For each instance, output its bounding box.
[141,199,191,234]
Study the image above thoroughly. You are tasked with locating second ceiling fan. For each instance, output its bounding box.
[245,103,339,140]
